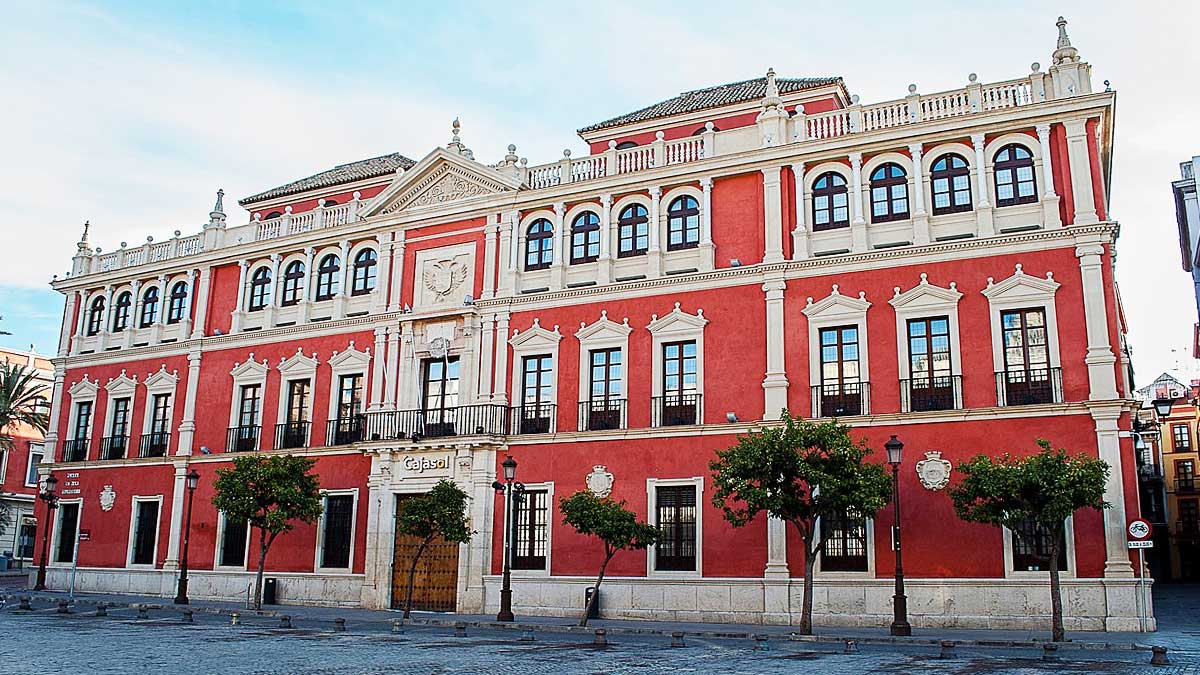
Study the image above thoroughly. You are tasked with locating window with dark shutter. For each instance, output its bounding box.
[820,509,868,571]
[655,485,697,571]
[1011,517,1067,571]
[131,500,159,565]
[512,489,548,570]
[219,517,248,567]
[55,503,79,563]
[321,494,354,569]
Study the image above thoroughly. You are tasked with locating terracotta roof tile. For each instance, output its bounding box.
[239,152,417,206]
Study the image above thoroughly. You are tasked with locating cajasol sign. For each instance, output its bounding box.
[396,453,453,478]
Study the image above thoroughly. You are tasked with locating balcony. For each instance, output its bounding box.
[363,405,509,441]
[61,438,89,462]
[326,416,365,446]
[812,382,870,418]
[995,368,1063,407]
[578,399,627,431]
[1173,519,1200,537]
[510,404,556,435]
[900,376,961,413]
[1171,478,1197,494]
[99,435,128,460]
[275,421,311,450]
[139,432,170,458]
[226,425,261,452]
[652,394,702,427]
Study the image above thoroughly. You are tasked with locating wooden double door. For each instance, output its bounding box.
[390,494,460,612]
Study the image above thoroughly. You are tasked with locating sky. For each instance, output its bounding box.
[1,0,1197,383]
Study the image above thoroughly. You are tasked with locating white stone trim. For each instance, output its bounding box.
[49,498,82,567]
[141,366,179,437]
[983,132,1044,209]
[888,273,964,383]
[1002,515,1077,579]
[802,285,872,390]
[213,512,250,570]
[575,311,632,416]
[813,513,876,577]
[228,354,269,432]
[646,303,707,422]
[326,342,372,423]
[511,480,554,578]
[508,319,563,427]
[66,376,99,448]
[102,370,138,440]
[314,488,359,573]
[24,443,44,488]
[125,494,163,569]
[982,263,1063,377]
[276,348,319,425]
[646,475,704,578]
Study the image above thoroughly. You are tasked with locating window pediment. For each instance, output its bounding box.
[889,274,962,310]
[230,354,269,381]
[68,375,98,399]
[576,310,632,341]
[646,303,708,337]
[328,342,371,371]
[278,348,319,378]
[104,370,138,398]
[144,365,179,392]
[981,264,1060,302]
[510,319,563,349]
[802,285,871,321]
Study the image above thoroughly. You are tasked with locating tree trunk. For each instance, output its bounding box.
[580,548,615,627]
[1048,533,1065,642]
[253,529,269,611]
[403,537,431,619]
[799,537,818,635]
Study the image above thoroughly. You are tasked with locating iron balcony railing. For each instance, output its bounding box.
[61,438,89,462]
[510,403,556,435]
[1137,463,1164,480]
[1174,519,1200,537]
[652,394,702,427]
[900,375,962,413]
[326,416,366,446]
[578,399,627,431]
[275,421,311,450]
[995,367,1063,407]
[226,425,261,452]
[99,435,128,460]
[363,405,509,441]
[139,432,170,458]
[811,382,870,418]
[1171,478,1197,494]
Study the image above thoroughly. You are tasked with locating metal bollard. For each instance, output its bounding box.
[1042,643,1059,662]
[279,615,292,629]
[391,619,405,634]
[518,626,535,642]
[454,621,466,637]
[939,640,956,659]
[95,603,107,617]
[593,628,608,646]
[334,617,346,632]
[18,597,31,611]
[670,631,685,648]
[844,639,858,655]
[136,605,149,620]
[57,600,70,614]
[1151,646,1170,666]
[181,610,193,623]
[230,612,241,626]
[754,634,768,651]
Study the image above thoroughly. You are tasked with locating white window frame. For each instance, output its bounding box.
[889,274,964,410]
[50,498,83,567]
[983,133,1044,209]
[575,311,632,423]
[509,320,563,431]
[228,355,269,431]
[125,495,163,569]
[141,366,179,437]
[213,512,251,570]
[861,151,916,225]
[314,488,358,573]
[276,349,319,426]
[25,443,44,488]
[103,370,138,440]
[813,511,876,577]
[510,481,554,578]
[802,285,872,414]
[1002,515,1077,579]
[646,476,704,578]
[66,376,99,449]
[981,264,1063,381]
[326,342,372,423]
[646,303,707,425]
[660,185,705,253]
[245,261,274,312]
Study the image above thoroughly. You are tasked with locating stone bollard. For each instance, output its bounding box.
[135,605,149,620]
[230,612,241,626]
[334,617,346,632]
[95,603,107,617]
[454,621,466,637]
[593,628,608,647]
[844,639,858,655]
[57,600,70,614]
[1042,643,1059,662]
[181,610,193,623]
[1151,646,1170,666]
[18,597,31,611]
[279,615,292,629]
[754,634,768,651]
[670,631,685,648]
[391,619,405,635]
[939,640,956,659]
[518,626,535,642]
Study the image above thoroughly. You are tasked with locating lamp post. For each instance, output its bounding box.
[1152,396,1176,419]
[173,469,200,605]
[885,435,911,637]
[34,474,59,591]
[493,455,521,622]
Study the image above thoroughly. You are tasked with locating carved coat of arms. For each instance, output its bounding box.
[422,259,468,301]
[585,465,614,498]
[915,451,952,491]
[99,485,116,511]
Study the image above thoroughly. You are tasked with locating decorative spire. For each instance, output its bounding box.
[1056,16,1071,49]
[1052,16,1080,65]
[207,188,227,229]
[76,220,92,253]
[763,67,781,106]
[446,117,474,160]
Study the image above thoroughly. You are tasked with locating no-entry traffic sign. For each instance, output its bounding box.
[1127,518,1152,541]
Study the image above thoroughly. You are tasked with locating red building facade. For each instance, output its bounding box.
[40,19,1150,630]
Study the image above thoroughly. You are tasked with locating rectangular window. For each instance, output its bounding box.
[906,317,954,411]
[818,326,863,416]
[150,394,171,435]
[519,355,554,434]
[17,517,37,559]
[512,489,548,570]
[1177,459,1196,492]
[218,516,249,568]
[585,348,623,431]
[820,509,868,572]
[1180,500,1199,534]
[422,358,461,412]
[1000,308,1054,405]
[337,374,364,420]
[109,398,131,438]
[1174,424,1192,452]
[73,401,93,441]
[659,341,699,426]
[320,494,354,569]
[55,503,79,564]
[239,384,261,427]
[286,380,310,423]
[26,443,44,487]
[655,485,697,572]
[1011,518,1067,571]
[130,499,159,566]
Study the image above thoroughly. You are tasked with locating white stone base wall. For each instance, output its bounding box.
[481,575,1156,632]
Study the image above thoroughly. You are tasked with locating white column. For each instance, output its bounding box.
[848,153,867,253]
[790,163,809,260]
[478,314,496,402]
[58,292,77,357]
[360,452,391,608]
[763,514,791,623]
[176,349,202,456]
[1092,405,1134,578]
[189,268,210,339]
[761,277,789,419]
[43,367,65,459]
[1064,117,1099,224]
[73,290,90,348]
[231,260,248,333]
[179,270,197,338]
[98,285,114,350]
[397,326,418,410]
[368,327,387,411]
[264,253,281,326]
[389,233,406,312]
[598,195,613,284]
[482,214,498,299]
[384,328,400,410]
[335,240,351,318]
[551,203,566,290]
[124,279,141,348]
[499,210,518,295]
[971,133,995,236]
[491,313,511,406]
[908,143,930,245]
[647,187,663,277]
[299,246,315,323]
[1036,123,1064,228]
[163,459,190,570]
[1076,240,1119,399]
[762,167,785,263]
[373,232,393,314]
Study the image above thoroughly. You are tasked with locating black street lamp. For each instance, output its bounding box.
[34,474,59,591]
[173,469,201,605]
[1152,396,1176,419]
[885,435,911,637]
[493,455,521,622]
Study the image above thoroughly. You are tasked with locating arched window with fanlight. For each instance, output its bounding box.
[993,144,1038,207]
[812,172,850,231]
[86,296,105,336]
[930,154,972,215]
[351,248,377,296]
[111,291,132,332]
[167,281,188,324]
[666,196,700,250]
[617,204,649,257]
[570,212,600,264]
[870,163,910,223]
[280,260,305,306]
[139,286,159,327]
[315,254,340,301]
[524,219,553,271]
[248,267,271,311]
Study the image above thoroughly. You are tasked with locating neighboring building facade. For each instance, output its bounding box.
[40,18,1151,630]
[0,347,52,566]
[1134,372,1191,581]
[1172,156,1200,355]
[1139,373,1200,580]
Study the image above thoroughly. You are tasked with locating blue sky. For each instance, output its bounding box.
[2,0,1198,380]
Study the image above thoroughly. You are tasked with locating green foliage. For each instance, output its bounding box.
[559,490,659,556]
[395,479,473,545]
[0,363,49,452]
[949,438,1109,531]
[212,454,324,537]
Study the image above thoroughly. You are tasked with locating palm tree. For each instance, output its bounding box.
[0,362,49,452]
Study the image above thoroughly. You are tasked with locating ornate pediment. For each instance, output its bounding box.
[278,348,319,378]
[230,353,269,381]
[328,341,371,370]
[68,375,98,399]
[361,148,521,217]
[510,318,563,348]
[576,310,632,341]
[802,285,871,320]
[144,365,179,392]
[104,370,138,398]
[889,274,962,310]
[646,303,707,336]
[981,263,1060,302]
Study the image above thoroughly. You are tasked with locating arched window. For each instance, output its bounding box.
[993,144,1037,207]
[930,153,972,215]
[315,254,340,301]
[265,211,283,220]
[870,163,909,223]
[167,281,188,324]
[86,296,105,336]
[614,141,638,150]
[280,260,305,306]
[617,204,649,257]
[690,125,719,135]
[111,291,132,332]
[248,267,271,311]
[812,172,850,231]
[570,212,600,264]
[666,196,700,250]
[351,249,377,296]
[324,199,338,207]
[524,219,553,271]
[139,286,159,327]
